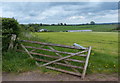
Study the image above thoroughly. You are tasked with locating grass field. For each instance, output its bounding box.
[3,31,118,75]
[31,32,118,74]
[39,24,117,32]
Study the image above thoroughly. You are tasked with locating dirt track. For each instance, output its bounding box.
[2,70,118,81]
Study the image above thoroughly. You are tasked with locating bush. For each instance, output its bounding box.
[2,17,20,51]
[28,27,35,32]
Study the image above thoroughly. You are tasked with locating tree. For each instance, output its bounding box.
[60,23,63,25]
[58,23,60,25]
[64,23,67,26]
[51,24,55,26]
[28,27,35,32]
[40,23,42,26]
[90,21,95,25]
[116,25,120,30]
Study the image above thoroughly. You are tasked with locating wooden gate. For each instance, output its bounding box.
[17,40,92,79]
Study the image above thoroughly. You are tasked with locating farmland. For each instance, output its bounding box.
[2,1,119,81]
[3,31,118,74]
[38,24,117,32]
[30,32,118,74]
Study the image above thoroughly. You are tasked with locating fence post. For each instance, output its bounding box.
[81,46,91,79]
[8,34,16,50]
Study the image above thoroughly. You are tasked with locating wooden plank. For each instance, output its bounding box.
[30,45,44,52]
[17,49,85,63]
[20,44,33,59]
[40,50,88,67]
[24,46,74,55]
[81,46,92,79]
[30,49,36,52]
[78,54,87,57]
[17,49,59,58]
[36,62,81,76]
[48,46,64,58]
[34,58,83,69]
[31,52,85,63]
[46,66,81,76]
[67,59,85,63]
[20,40,85,50]
[48,46,80,73]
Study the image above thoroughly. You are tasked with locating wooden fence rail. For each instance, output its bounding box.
[20,40,87,50]
[17,49,85,63]
[17,40,92,79]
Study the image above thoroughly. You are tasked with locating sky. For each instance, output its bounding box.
[1,2,118,24]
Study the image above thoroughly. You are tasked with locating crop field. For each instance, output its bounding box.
[30,32,118,74]
[39,24,117,32]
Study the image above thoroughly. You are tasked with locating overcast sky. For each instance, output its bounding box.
[1,2,118,24]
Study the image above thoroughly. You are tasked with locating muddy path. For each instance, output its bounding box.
[2,70,118,81]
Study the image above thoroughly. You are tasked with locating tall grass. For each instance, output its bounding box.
[2,32,44,73]
[2,51,36,73]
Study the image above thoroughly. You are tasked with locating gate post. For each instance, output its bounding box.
[81,46,92,79]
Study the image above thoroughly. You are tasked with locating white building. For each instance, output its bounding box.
[38,29,48,32]
[66,30,92,32]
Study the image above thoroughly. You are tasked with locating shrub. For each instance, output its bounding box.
[28,27,35,32]
[2,17,20,51]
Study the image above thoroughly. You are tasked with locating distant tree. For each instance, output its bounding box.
[51,24,55,26]
[40,23,42,26]
[64,23,67,26]
[20,24,25,28]
[28,23,32,27]
[116,25,120,30]
[60,23,63,25]
[29,27,35,32]
[58,23,60,25]
[90,21,95,25]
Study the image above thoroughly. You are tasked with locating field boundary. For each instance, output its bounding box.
[17,40,92,79]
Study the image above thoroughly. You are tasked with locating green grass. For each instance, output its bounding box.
[2,32,58,73]
[39,24,117,32]
[2,32,44,73]
[2,51,36,73]
[3,31,118,75]
[31,32,118,74]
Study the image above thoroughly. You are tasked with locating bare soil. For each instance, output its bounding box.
[2,70,118,81]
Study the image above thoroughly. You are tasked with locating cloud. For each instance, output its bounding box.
[1,2,118,24]
[68,16,85,20]
[93,10,118,22]
[0,8,2,17]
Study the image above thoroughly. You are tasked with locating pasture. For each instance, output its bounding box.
[39,24,117,32]
[31,32,118,74]
[3,31,118,75]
